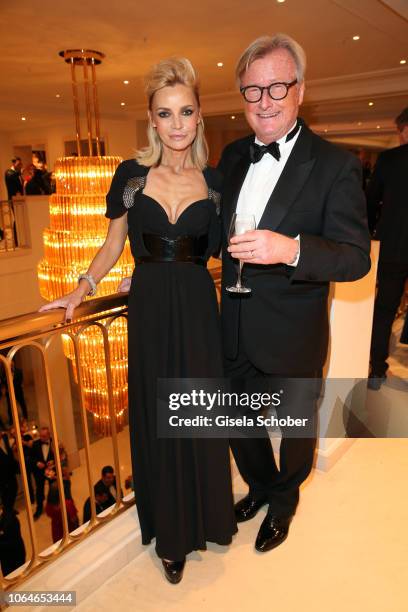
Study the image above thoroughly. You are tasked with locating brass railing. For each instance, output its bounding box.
[0,198,29,253]
[0,263,222,591]
[0,294,133,591]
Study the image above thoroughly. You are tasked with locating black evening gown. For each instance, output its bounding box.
[106,160,237,560]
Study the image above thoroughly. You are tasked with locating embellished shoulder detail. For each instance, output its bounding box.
[123,176,146,209]
[208,187,221,215]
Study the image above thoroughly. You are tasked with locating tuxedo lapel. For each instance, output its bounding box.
[258,126,316,231]
[222,148,252,232]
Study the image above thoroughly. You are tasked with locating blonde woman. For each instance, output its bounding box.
[39,58,237,583]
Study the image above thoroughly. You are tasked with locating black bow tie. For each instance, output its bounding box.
[41,441,49,446]
[249,141,280,163]
[249,120,301,164]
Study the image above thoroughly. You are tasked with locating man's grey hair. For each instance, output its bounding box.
[236,33,307,84]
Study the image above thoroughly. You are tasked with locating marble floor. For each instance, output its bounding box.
[3,315,408,609]
[75,437,408,612]
[74,317,408,612]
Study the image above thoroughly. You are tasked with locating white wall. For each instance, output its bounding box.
[0,130,13,201]
[0,195,50,320]
[4,118,138,173]
[0,111,138,323]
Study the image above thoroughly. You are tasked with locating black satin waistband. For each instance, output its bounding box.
[135,233,208,267]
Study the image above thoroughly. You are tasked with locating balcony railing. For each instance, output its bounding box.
[0,198,29,253]
[0,294,134,590]
[0,263,221,591]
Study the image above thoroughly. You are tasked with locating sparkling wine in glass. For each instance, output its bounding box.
[226,213,256,294]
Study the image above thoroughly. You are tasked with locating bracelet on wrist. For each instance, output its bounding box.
[78,273,97,296]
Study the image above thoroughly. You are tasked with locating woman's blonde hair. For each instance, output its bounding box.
[135,57,208,170]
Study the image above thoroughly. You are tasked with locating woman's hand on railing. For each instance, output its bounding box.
[117,277,132,293]
[38,288,86,322]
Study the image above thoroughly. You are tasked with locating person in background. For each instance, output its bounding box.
[0,496,26,576]
[367,107,408,389]
[20,421,35,504]
[124,474,133,491]
[4,157,23,199]
[362,160,372,192]
[31,426,54,520]
[400,306,408,344]
[0,361,28,424]
[24,164,49,195]
[32,152,53,194]
[22,164,36,194]
[0,430,19,511]
[58,440,69,470]
[45,469,79,543]
[94,465,123,507]
[82,482,111,524]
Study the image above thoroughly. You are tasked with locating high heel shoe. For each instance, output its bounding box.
[161,558,186,584]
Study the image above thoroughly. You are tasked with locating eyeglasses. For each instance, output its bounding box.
[240,79,298,103]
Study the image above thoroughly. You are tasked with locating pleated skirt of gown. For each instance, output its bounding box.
[127,261,237,560]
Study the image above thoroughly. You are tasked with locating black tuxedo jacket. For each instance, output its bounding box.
[94,478,123,506]
[366,143,408,264]
[31,439,54,474]
[0,434,19,486]
[218,122,371,373]
[4,168,23,199]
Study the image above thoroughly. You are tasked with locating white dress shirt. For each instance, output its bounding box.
[42,441,50,462]
[236,121,301,266]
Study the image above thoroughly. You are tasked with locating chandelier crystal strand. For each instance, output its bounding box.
[37,49,132,435]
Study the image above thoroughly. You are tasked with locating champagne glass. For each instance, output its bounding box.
[226,213,256,294]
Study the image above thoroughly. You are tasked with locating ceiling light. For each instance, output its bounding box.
[56,94,61,98]
[376,125,381,129]
[324,128,328,133]
[277,0,286,3]
[120,102,125,106]
[400,59,406,65]
[123,80,129,84]
[357,121,362,126]
[368,101,374,106]
[21,116,26,121]
[231,115,236,120]
[352,35,360,41]
[217,62,223,67]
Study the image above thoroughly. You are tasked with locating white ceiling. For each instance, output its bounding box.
[0,0,407,142]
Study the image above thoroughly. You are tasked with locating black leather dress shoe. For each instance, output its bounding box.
[161,558,186,584]
[234,494,267,523]
[367,373,386,390]
[255,514,293,552]
[33,509,43,521]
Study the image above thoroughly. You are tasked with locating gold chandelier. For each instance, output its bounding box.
[38,50,132,435]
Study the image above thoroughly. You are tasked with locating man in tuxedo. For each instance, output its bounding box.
[366,107,408,389]
[94,465,123,507]
[4,158,23,199]
[0,362,28,425]
[0,432,19,511]
[31,426,54,520]
[218,34,371,552]
[82,482,111,524]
